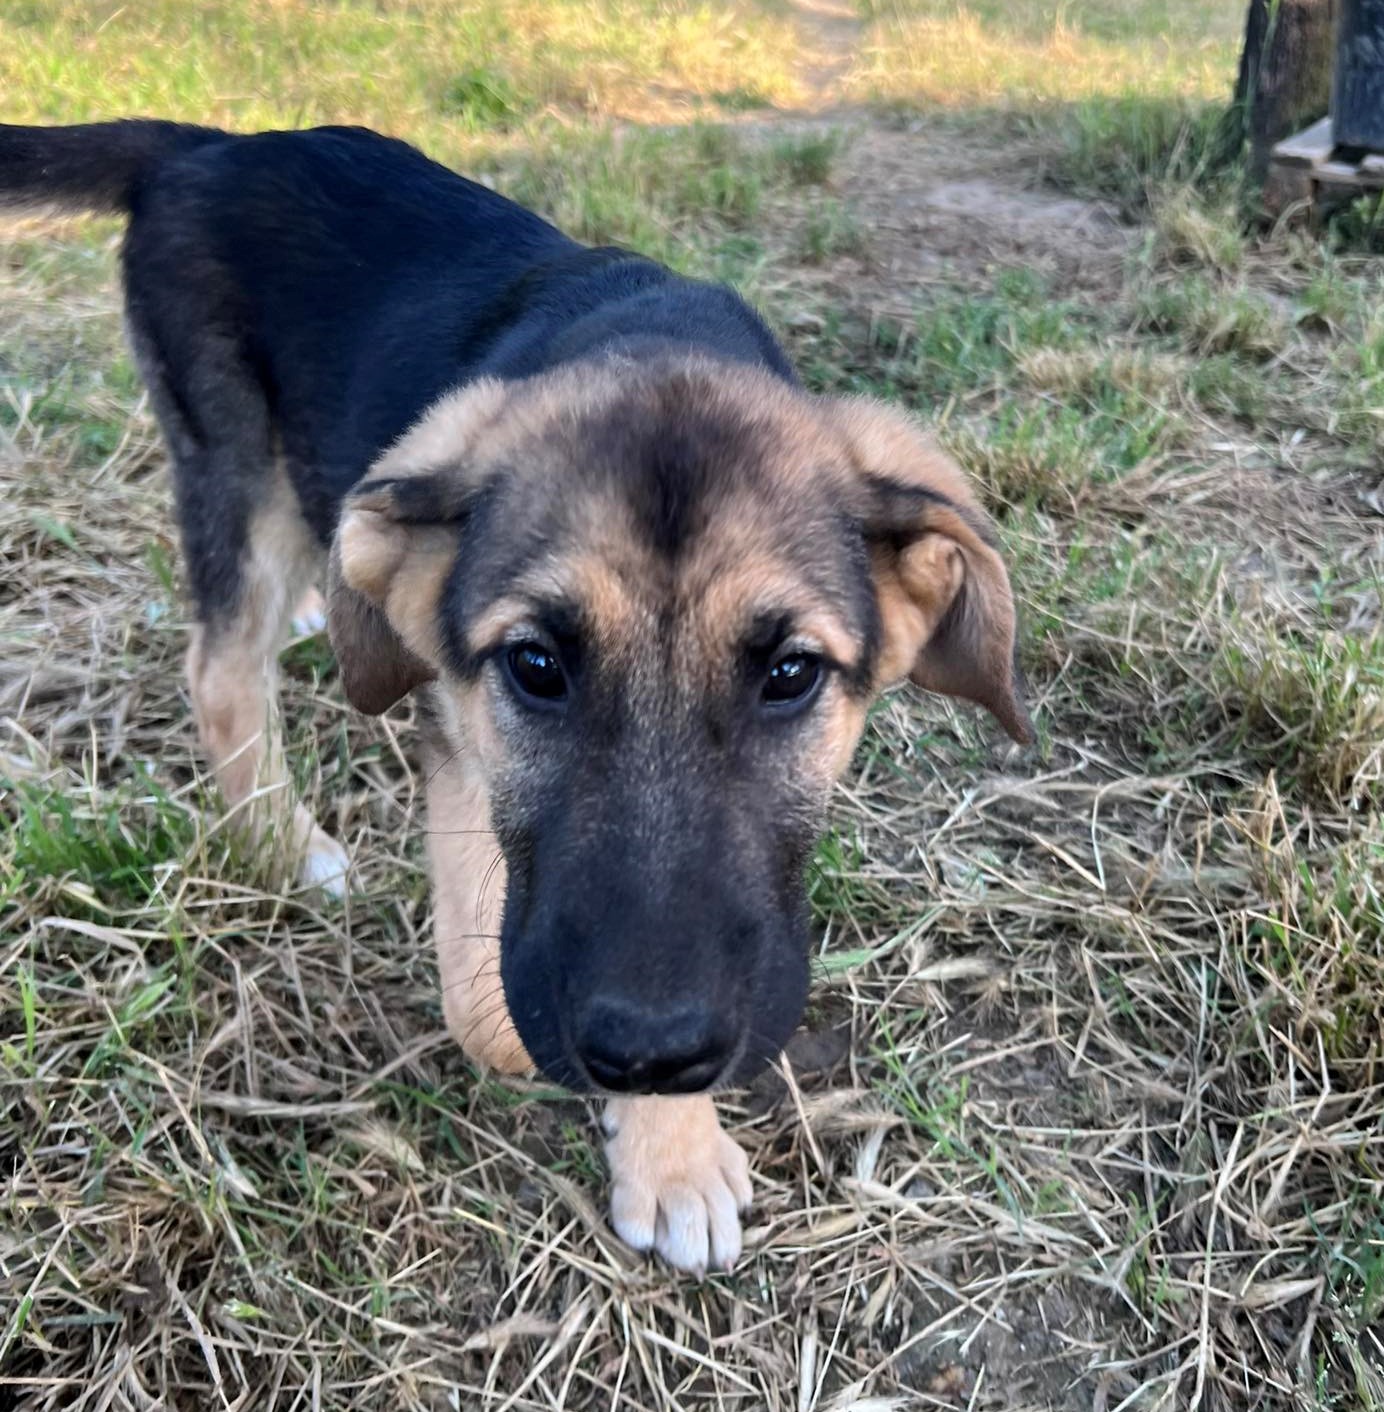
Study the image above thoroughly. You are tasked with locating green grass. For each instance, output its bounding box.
[0,0,807,151]
[850,0,1239,106]
[796,199,866,263]
[1136,272,1290,357]
[493,124,837,271]
[1334,310,1384,451]
[4,777,196,913]
[1046,94,1231,207]
[847,0,1244,210]
[1217,621,1384,807]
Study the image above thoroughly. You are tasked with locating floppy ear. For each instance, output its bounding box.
[327,378,508,715]
[833,397,1033,745]
[326,481,461,715]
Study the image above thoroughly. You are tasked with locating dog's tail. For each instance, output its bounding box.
[0,119,224,216]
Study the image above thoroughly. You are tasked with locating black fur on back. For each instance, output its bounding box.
[0,119,799,622]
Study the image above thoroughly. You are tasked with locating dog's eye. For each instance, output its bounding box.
[762,653,822,709]
[505,642,568,705]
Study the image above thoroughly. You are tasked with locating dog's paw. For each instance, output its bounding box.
[299,826,349,897]
[603,1094,752,1275]
[290,586,328,637]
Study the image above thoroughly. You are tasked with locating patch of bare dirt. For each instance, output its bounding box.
[893,1279,1128,1410]
[770,123,1136,313]
[849,126,1133,296]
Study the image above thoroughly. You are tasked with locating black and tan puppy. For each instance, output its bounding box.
[1,120,1031,1273]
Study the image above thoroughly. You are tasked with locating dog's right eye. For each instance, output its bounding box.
[761,652,822,709]
[504,642,568,706]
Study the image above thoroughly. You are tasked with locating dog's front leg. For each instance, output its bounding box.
[423,733,751,1271]
[603,1094,752,1275]
[425,743,531,1075]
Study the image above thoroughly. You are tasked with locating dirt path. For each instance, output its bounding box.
[760,3,1133,310]
[785,0,863,106]
[838,127,1134,304]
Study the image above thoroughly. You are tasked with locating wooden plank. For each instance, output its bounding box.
[1312,158,1384,189]
[1272,115,1334,167]
[1269,113,1384,206]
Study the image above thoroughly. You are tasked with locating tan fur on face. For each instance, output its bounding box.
[327,509,459,714]
[324,377,532,717]
[370,377,508,486]
[686,539,860,679]
[403,352,827,479]
[330,351,1029,746]
[467,549,649,660]
[681,541,868,787]
[336,510,455,663]
[831,395,985,513]
[871,535,965,686]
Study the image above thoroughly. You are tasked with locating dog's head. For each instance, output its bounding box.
[328,355,1031,1093]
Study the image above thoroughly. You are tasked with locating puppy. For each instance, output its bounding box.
[0,120,1032,1274]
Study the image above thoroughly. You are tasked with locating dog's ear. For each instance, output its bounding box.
[327,379,508,715]
[326,482,459,715]
[832,397,1033,744]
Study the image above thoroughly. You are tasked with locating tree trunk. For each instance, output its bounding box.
[1220,0,1338,185]
[1251,0,1338,180]
[1232,0,1273,122]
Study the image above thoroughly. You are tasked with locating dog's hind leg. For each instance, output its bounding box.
[128,315,347,894]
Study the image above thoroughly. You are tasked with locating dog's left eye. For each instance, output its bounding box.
[505,642,568,705]
[762,653,822,708]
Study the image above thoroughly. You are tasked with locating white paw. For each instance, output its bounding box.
[603,1094,752,1275]
[290,586,328,637]
[299,827,349,897]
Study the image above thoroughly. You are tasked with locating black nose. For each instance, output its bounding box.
[576,1002,735,1094]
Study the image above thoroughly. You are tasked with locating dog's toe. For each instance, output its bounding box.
[299,827,349,897]
[656,1175,742,1273]
[604,1094,750,1275]
[608,1166,659,1253]
[653,1183,713,1274]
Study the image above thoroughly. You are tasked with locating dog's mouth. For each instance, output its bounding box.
[520,997,751,1096]
[573,1021,742,1094]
